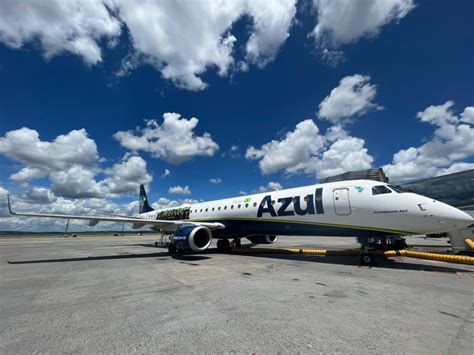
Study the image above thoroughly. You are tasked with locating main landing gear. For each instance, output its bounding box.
[216,238,241,252]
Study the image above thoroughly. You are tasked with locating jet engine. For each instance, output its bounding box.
[246,235,278,244]
[170,225,213,252]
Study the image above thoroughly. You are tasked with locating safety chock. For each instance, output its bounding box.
[233,247,474,265]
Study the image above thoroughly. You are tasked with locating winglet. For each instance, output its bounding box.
[7,193,15,215]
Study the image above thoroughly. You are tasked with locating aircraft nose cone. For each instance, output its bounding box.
[452,209,473,229]
[436,203,473,230]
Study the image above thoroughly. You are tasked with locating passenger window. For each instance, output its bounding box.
[205,208,208,212]
[200,209,202,212]
[372,185,392,195]
[253,202,257,207]
[224,206,227,210]
[238,204,241,208]
[231,205,234,209]
[245,203,249,208]
[212,207,215,211]
[218,207,221,211]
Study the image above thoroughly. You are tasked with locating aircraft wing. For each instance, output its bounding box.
[6,194,224,231]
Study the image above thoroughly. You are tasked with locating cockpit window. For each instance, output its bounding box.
[372,185,392,195]
[387,185,407,193]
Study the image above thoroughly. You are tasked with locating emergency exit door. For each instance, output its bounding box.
[333,188,351,215]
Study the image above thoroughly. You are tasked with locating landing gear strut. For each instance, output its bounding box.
[357,236,408,265]
[216,238,241,252]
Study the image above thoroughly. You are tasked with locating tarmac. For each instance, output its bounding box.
[0,234,473,353]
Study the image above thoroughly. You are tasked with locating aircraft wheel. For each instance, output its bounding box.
[360,252,376,265]
[234,238,241,248]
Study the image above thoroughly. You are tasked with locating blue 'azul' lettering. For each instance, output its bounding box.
[258,193,321,217]
[294,195,315,215]
[277,197,294,216]
[257,195,277,217]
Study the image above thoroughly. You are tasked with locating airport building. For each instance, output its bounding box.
[400,169,474,211]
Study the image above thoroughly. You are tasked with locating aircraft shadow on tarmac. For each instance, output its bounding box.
[6,244,471,274]
[237,252,472,274]
[7,252,212,264]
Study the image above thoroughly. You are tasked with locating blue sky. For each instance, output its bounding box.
[0,0,473,230]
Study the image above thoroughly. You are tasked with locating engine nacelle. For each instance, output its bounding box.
[246,235,278,244]
[171,225,213,252]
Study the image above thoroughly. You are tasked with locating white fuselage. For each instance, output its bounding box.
[139,180,473,238]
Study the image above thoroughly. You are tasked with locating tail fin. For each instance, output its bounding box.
[139,184,154,214]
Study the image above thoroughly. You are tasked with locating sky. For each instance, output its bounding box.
[0,0,473,231]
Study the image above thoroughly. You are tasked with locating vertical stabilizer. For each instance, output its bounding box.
[139,184,154,214]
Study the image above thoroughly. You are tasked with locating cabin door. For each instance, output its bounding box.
[333,188,351,215]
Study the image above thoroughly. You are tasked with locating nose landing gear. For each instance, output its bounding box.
[357,236,408,265]
[360,251,376,265]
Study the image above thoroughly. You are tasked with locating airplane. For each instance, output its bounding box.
[7,180,473,264]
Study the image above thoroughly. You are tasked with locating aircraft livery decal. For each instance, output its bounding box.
[156,207,191,220]
[257,188,324,217]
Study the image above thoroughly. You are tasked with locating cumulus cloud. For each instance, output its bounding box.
[246,120,325,175]
[112,0,296,90]
[114,112,219,164]
[48,155,152,199]
[0,127,153,199]
[22,187,57,204]
[460,106,474,125]
[383,101,474,182]
[102,156,153,195]
[0,0,121,65]
[168,185,191,195]
[0,127,99,183]
[310,134,374,178]
[0,0,296,90]
[318,74,382,124]
[246,120,373,179]
[244,0,296,67]
[257,182,283,193]
[152,197,199,210]
[311,0,415,64]
[209,178,222,184]
[0,187,143,231]
[222,145,241,158]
